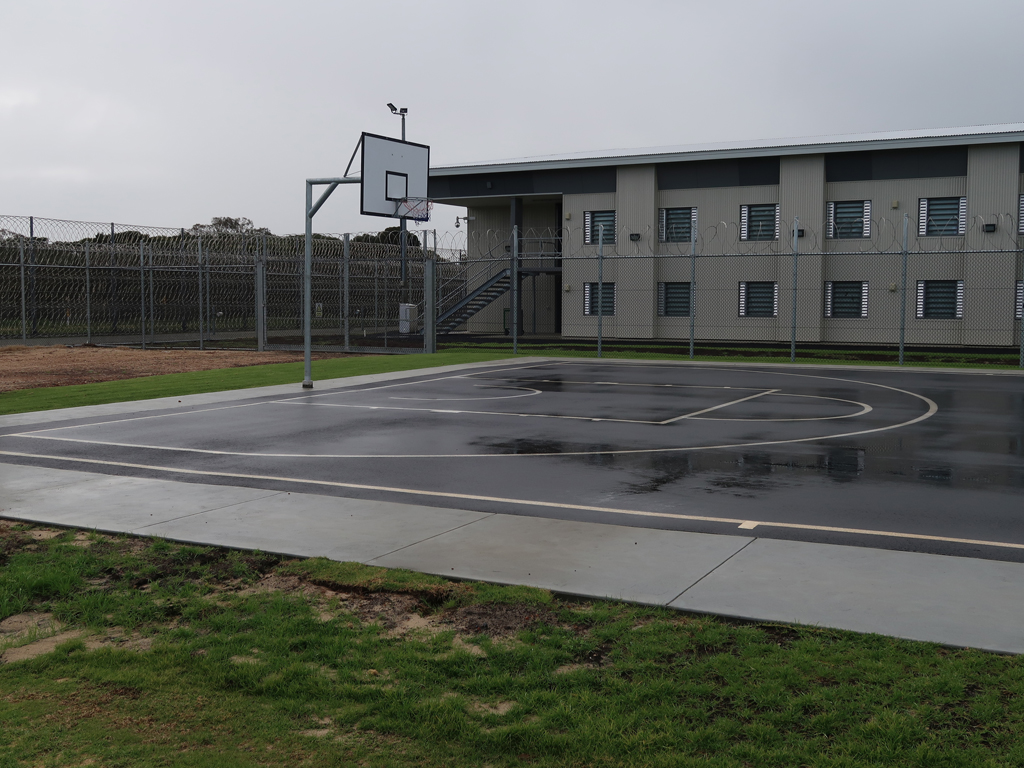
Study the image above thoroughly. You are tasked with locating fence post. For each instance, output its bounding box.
[423,256,436,354]
[343,233,351,352]
[899,213,909,366]
[148,245,155,342]
[689,226,696,359]
[791,217,799,363]
[29,216,36,336]
[256,235,266,352]
[597,224,604,359]
[512,226,518,355]
[198,235,204,350]
[85,242,91,343]
[19,238,26,340]
[139,242,146,349]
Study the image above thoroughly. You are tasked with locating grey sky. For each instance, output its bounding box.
[3,0,1023,238]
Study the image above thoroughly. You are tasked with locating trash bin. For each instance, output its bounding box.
[399,303,418,334]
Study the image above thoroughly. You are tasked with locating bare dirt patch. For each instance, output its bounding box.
[470,700,515,716]
[0,625,153,664]
[0,344,349,393]
[0,612,63,641]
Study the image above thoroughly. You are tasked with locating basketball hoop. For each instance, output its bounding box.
[395,197,432,222]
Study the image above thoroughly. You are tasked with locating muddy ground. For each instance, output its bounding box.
[0,522,568,667]
[0,345,349,393]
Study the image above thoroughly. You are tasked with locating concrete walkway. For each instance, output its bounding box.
[2,359,1023,654]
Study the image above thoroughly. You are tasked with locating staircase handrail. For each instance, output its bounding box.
[436,267,511,327]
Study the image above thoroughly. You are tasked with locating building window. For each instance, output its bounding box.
[739,281,778,317]
[658,207,697,243]
[584,211,616,244]
[916,280,963,319]
[1016,281,1023,320]
[740,204,779,241]
[584,282,615,315]
[1019,196,1024,235]
[824,281,869,318]
[658,282,691,317]
[827,201,871,239]
[918,197,967,237]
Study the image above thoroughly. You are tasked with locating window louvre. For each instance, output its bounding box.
[920,197,966,237]
[739,281,777,317]
[584,211,615,244]
[658,282,691,316]
[916,280,963,319]
[830,200,870,239]
[584,282,615,315]
[824,281,868,318]
[1016,281,1023,320]
[826,202,835,239]
[1019,195,1024,235]
[741,203,778,241]
[659,207,696,243]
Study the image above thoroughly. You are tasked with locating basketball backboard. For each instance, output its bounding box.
[359,132,430,219]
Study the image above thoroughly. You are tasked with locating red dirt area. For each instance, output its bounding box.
[0,345,347,393]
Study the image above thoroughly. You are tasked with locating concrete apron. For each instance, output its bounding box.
[3,461,1022,655]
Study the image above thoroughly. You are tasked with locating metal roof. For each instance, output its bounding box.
[430,123,1024,176]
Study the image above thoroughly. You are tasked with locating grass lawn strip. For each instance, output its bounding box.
[1,522,1022,767]
[0,351,513,417]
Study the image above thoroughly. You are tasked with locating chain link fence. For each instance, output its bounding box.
[0,216,440,354]
[432,220,1023,368]
[2,215,1021,368]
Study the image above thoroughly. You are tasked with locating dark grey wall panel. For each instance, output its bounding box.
[825,146,968,182]
[429,166,616,199]
[657,157,781,190]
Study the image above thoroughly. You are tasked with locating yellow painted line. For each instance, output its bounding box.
[1,448,1022,552]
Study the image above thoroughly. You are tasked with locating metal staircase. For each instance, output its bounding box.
[436,268,511,334]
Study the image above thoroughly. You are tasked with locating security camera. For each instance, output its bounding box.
[387,103,397,113]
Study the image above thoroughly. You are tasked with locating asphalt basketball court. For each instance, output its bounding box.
[1,357,1022,559]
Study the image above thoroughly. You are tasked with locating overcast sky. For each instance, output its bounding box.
[3,0,1023,238]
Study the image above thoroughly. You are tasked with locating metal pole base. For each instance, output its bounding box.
[302,380,313,389]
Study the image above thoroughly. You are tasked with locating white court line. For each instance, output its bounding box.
[696,393,873,422]
[269,399,660,424]
[1,447,1021,552]
[471,377,766,392]
[391,386,542,402]
[659,390,779,423]
[2,366,938,459]
[9,361,551,437]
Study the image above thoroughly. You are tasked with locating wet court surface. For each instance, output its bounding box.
[2,360,1023,562]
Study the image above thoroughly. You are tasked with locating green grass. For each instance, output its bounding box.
[0,351,512,417]
[2,526,1024,767]
[440,340,1024,370]
[3,340,1020,419]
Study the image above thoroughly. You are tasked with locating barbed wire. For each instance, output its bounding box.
[1,215,1020,364]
